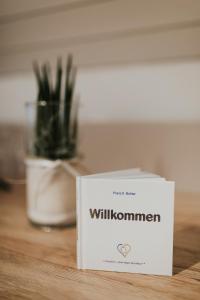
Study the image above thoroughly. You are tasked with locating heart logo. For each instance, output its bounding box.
[117,243,131,257]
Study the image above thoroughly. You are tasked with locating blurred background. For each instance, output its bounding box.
[0,0,200,192]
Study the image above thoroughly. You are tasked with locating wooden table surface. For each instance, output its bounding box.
[0,185,199,300]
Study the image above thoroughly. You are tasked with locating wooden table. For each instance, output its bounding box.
[0,186,199,300]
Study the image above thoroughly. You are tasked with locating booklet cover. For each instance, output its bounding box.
[76,169,174,276]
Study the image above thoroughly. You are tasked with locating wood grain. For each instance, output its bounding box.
[0,185,199,299]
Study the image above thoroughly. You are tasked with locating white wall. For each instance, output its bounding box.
[0,0,200,73]
[1,60,200,124]
[0,0,200,191]
[1,0,199,122]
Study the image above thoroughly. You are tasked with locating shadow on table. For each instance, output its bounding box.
[173,225,200,275]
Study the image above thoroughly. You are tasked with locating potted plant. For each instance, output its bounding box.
[25,55,79,227]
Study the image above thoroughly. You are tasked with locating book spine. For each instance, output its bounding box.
[76,176,82,269]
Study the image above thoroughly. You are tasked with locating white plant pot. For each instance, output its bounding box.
[26,158,79,226]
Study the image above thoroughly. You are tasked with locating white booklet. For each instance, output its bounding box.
[76,169,174,276]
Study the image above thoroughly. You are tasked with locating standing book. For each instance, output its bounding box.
[76,169,174,276]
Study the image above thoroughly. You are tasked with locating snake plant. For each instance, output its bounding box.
[32,55,78,160]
